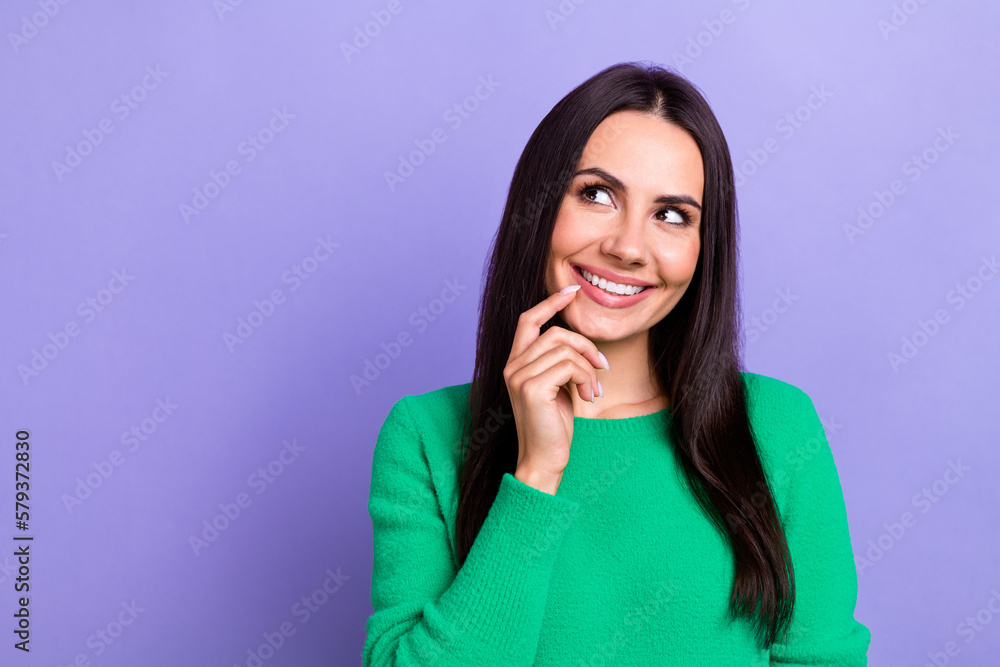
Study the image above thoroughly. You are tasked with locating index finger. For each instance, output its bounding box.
[507,284,581,364]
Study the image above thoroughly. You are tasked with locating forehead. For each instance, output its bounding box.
[579,110,704,200]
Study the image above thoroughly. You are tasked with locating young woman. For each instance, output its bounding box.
[364,61,871,666]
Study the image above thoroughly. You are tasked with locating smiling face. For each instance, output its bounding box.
[545,109,705,343]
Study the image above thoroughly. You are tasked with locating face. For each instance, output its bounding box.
[545,109,704,343]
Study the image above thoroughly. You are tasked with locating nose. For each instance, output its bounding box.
[600,206,647,266]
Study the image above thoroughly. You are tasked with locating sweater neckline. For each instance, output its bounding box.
[572,406,672,438]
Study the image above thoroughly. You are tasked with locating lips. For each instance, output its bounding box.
[571,264,657,308]
[571,263,656,289]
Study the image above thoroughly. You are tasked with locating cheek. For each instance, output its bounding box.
[683,239,701,273]
[657,238,700,283]
[552,208,591,245]
[550,214,602,266]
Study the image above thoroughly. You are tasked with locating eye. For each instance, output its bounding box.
[657,208,688,225]
[581,185,612,206]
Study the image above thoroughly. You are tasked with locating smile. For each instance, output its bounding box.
[572,264,657,308]
[574,265,648,295]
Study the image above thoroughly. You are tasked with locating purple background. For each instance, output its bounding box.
[1,1,998,665]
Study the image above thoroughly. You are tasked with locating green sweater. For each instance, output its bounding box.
[363,372,870,665]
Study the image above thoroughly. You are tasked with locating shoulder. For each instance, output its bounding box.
[383,381,473,434]
[738,371,832,497]
[740,371,815,411]
[739,371,823,437]
[372,382,473,529]
[375,381,473,474]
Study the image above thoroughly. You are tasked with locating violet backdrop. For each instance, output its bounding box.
[1,1,998,665]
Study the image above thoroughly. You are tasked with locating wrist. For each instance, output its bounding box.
[514,465,563,495]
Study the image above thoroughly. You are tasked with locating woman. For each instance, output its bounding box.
[364,61,871,665]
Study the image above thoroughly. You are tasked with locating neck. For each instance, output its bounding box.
[571,330,667,419]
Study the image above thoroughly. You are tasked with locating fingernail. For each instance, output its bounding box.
[598,380,603,398]
[598,351,609,370]
[559,284,581,295]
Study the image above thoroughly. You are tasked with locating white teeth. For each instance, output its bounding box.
[580,268,646,296]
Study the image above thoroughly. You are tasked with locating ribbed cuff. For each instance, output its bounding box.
[492,472,582,564]
[433,472,581,659]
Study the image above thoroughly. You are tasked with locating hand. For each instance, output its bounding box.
[503,285,608,494]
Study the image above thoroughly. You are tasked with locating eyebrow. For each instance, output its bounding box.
[573,167,703,212]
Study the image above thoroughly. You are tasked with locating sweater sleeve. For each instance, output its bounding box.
[768,389,872,666]
[362,397,582,667]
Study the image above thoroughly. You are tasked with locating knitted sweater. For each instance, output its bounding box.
[363,372,871,666]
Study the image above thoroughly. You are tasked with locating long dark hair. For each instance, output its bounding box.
[455,61,794,648]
